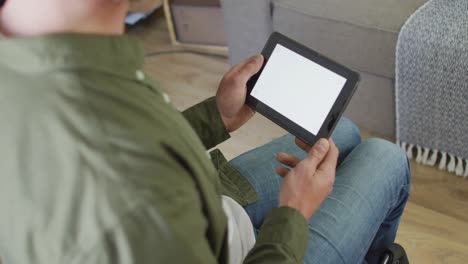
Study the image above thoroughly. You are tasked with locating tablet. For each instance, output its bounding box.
[246,32,360,146]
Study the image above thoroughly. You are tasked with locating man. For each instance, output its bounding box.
[0,0,410,263]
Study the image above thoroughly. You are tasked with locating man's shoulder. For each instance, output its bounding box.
[0,67,186,249]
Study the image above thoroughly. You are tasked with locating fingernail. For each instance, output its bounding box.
[315,139,329,153]
[251,55,261,63]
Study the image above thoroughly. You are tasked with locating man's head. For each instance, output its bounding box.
[0,0,156,37]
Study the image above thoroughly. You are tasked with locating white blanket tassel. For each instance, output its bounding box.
[427,149,438,166]
[456,157,464,176]
[415,146,423,163]
[406,144,414,159]
[464,160,468,178]
[421,147,430,165]
[439,152,447,170]
[448,154,456,173]
[401,142,407,152]
[398,144,468,177]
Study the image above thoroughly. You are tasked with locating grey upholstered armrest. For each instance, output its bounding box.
[220,0,274,65]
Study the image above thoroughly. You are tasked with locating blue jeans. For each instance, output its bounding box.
[229,118,410,264]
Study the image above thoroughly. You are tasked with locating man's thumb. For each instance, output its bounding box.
[306,138,330,168]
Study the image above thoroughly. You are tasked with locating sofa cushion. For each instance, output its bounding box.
[272,0,427,79]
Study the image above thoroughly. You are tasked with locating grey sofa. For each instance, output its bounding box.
[221,0,428,137]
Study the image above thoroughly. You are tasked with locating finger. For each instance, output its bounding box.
[276,152,301,168]
[317,139,339,173]
[232,55,261,71]
[238,55,264,82]
[276,166,290,177]
[305,138,330,170]
[229,55,264,85]
[295,137,312,152]
[220,55,263,95]
[224,55,262,79]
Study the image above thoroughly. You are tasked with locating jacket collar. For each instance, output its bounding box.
[0,34,144,78]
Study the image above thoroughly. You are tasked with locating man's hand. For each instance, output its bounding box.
[276,138,339,220]
[216,55,264,133]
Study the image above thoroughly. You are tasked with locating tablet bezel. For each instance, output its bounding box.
[246,32,360,146]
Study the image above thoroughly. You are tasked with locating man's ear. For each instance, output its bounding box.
[0,0,5,37]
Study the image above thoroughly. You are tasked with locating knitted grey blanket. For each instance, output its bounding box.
[396,0,468,177]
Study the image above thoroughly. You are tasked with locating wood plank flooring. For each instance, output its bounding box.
[127,10,468,264]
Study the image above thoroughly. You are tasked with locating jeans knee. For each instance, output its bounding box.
[337,117,361,144]
[332,118,362,160]
[361,138,411,187]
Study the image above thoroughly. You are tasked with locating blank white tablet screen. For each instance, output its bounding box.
[251,44,347,135]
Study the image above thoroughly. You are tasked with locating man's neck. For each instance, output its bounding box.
[66,14,128,36]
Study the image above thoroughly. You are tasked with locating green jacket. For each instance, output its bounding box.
[0,34,308,264]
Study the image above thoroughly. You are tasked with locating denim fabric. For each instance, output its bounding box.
[229,118,410,264]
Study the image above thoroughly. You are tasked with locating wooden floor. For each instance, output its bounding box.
[127,10,468,264]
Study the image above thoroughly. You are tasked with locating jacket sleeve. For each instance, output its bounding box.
[182,97,230,149]
[244,207,309,264]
